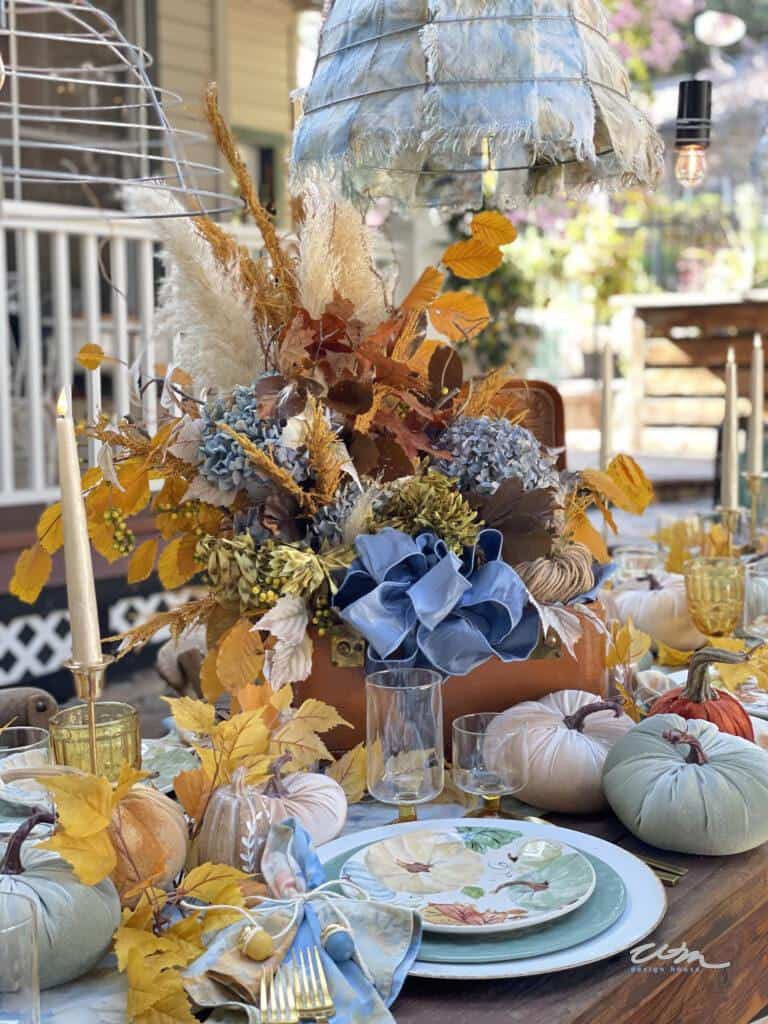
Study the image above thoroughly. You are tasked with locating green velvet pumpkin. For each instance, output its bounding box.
[0,812,121,989]
[602,714,768,856]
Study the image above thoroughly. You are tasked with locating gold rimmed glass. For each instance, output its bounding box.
[49,701,140,783]
[683,556,746,638]
[452,713,529,817]
[365,669,444,823]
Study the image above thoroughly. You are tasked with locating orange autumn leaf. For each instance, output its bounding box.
[606,454,654,515]
[470,210,518,248]
[407,339,442,376]
[10,543,52,604]
[114,461,151,517]
[157,534,199,589]
[401,266,445,312]
[199,648,223,703]
[76,342,107,371]
[441,237,503,279]
[567,512,610,564]
[429,291,490,341]
[174,767,213,822]
[216,619,265,691]
[36,502,64,554]
[127,537,159,584]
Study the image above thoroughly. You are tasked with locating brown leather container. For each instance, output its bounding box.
[302,604,607,752]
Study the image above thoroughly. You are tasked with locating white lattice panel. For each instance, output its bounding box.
[0,609,72,685]
[108,588,202,638]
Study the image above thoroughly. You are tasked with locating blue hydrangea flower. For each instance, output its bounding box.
[432,416,559,496]
[333,527,541,677]
[199,385,310,494]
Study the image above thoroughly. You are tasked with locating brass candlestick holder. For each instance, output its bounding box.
[742,472,768,549]
[50,656,141,781]
[720,506,744,557]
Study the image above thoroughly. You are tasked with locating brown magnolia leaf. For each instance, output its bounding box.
[429,292,490,341]
[127,537,159,584]
[471,210,518,248]
[216,619,265,691]
[205,603,240,649]
[326,379,374,416]
[349,431,380,475]
[401,266,445,312]
[76,342,107,371]
[428,344,463,400]
[10,543,52,604]
[480,479,557,564]
[442,238,503,280]
[375,436,415,481]
[36,502,64,554]
[408,339,443,376]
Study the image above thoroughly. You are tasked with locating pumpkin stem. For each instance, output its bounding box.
[262,753,293,797]
[640,573,663,592]
[662,729,709,766]
[685,647,749,704]
[562,700,622,733]
[0,811,55,876]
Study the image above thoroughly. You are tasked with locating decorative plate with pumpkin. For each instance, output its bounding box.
[340,827,596,935]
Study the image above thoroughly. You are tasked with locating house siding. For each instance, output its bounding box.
[228,0,297,140]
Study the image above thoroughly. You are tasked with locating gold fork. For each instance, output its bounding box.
[260,970,299,1024]
[292,946,335,1022]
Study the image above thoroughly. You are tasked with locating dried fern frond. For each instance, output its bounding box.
[304,397,345,505]
[218,423,314,512]
[463,368,514,418]
[108,595,217,658]
[204,84,295,302]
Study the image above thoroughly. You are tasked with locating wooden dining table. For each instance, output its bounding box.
[394,809,768,1024]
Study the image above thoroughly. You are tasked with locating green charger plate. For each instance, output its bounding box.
[323,845,626,964]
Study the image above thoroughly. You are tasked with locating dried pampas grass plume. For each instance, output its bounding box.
[123,185,268,393]
[298,183,389,331]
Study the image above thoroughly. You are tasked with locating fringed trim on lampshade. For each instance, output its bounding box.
[516,542,596,604]
[291,0,664,209]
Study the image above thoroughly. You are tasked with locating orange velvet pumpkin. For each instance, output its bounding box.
[648,647,755,741]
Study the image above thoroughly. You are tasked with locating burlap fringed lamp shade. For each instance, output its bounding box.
[290,0,665,209]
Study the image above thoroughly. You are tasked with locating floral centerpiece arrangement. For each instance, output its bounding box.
[11,86,653,695]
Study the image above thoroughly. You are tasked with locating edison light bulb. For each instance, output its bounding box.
[675,145,707,188]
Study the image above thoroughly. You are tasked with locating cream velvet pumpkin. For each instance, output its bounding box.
[0,813,120,989]
[484,690,634,813]
[603,714,768,855]
[611,572,706,651]
[111,785,188,897]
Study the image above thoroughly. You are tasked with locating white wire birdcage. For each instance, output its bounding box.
[0,0,240,218]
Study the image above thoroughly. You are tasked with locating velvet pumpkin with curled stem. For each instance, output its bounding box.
[647,647,756,741]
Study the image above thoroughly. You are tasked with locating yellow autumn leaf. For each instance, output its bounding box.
[429,291,490,341]
[38,828,116,885]
[114,460,151,517]
[614,681,644,724]
[157,534,199,590]
[271,722,333,770]
[127,537,159,584]
[161,916,205,965]
[213,709,271,767]
[161,696,217,736]
[76,342,106,371]
[88,519,125,564]
[120,887,168,932]
[177,862,250,906]
[36,502,64,554]
[401,266,445,312]
[37,772,114,837]
[580,468,630,510]
[173,767,212,822]
[125,950,196,1023]
[114,925,189,973]
[606,454,654,515]
[216,619,265,691]
[567,511,609,564]
[327,743,367,803]
[655,641,694,667]
[407,339,442,376]
[9,543,52,604]
[606,619,651,669]
[112,762,153,806]
[243,754,278,786]
[270,685,294,713]
[199,648,223,704]
[442,237,503,280]
[470,210,518,248]
[283,699,350,736]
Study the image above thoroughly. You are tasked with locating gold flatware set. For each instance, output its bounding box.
[259,946,335,1023]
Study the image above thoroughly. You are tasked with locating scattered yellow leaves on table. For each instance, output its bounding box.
[327,743,367,803]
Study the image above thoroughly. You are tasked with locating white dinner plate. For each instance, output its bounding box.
[318,817,667,981]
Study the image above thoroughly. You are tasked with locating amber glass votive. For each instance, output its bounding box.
[49,702,141,782]
[684,556,745,637]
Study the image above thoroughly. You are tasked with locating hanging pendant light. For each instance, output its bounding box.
[290,0,664,210]
[674,79,713,189]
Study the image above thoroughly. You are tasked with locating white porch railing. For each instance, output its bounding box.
[0,198,262,508]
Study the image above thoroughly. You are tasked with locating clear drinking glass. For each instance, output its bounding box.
[0,893,40,1024]
[0,727,53,829]
[612,544,663,584]
[452,713,529,817]
[744,560,768,638]
[684,556,745,637]
[366,669,444,823]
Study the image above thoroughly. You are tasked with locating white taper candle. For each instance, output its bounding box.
[721,347,740,511]
[748,333,764,478]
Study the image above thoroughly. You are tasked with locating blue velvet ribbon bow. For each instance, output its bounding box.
[333,527,542,677]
